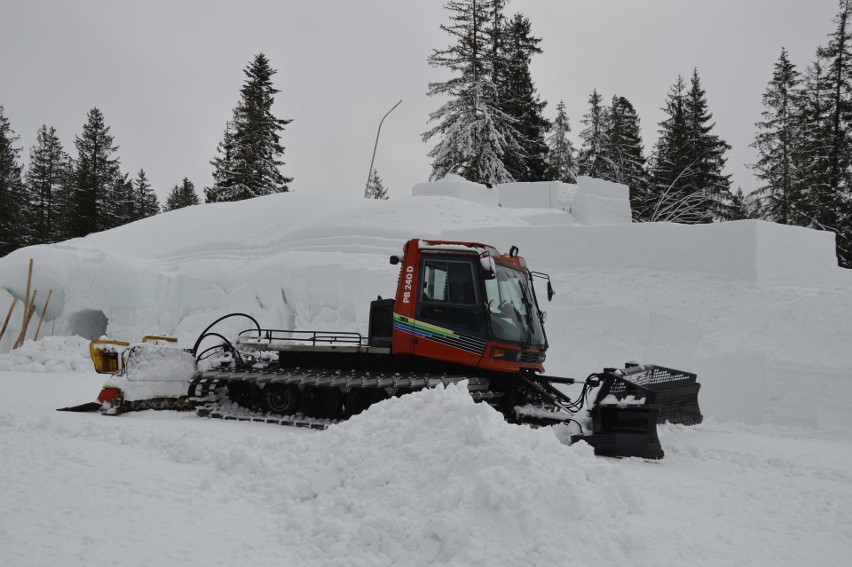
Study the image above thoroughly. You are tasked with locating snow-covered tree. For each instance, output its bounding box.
[544,100,577,183]
[423,0,523,185]
[25,125,69,244]
[164,178,200,211]
[206,54,293,202]
[365,169,389,200]
[0,107,27,256]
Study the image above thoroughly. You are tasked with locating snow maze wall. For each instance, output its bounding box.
[1,177,850,435]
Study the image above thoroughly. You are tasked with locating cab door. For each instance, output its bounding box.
[415,257,488,366]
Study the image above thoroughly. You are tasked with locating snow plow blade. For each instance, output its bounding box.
[571,365,701,459]
[57,401,103,412]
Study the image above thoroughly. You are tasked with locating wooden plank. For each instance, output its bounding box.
[0,297,19,344]
[33,289,53,341]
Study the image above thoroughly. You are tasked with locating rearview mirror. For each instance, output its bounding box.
[547,281,555,302]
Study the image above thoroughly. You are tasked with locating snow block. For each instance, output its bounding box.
[444,219,839,286]
[571,176,632,225]
[411,174,499,207]
[496,181,575,210]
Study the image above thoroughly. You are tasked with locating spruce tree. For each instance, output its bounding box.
[684,69,733,221]
[423,0,523,185]
[606,95,650,219]
[366,169,389,200]
[110,172,136,227]
[66,108,121,237]
[649,76,696,222]
[752,48,806,225]
[133,169,160,219]
[814,0,852,265]
[206,122,236,203]
[206,54,293,202]
[25,125,68,244]
[576,89,613,178]
[545,100,577,183]
[0,106,27,256]
[164,178,200,211]
[499,13,549,182]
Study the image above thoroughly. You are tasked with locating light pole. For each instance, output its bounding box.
[364,99,403,198]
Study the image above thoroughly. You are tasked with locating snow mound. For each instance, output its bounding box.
[264,383,643,565]
[0,336,92,373]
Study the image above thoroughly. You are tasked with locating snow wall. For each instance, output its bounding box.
[1,176,850,435]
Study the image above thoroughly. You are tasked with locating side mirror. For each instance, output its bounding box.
[480,252,496,279]
[547,281,555,302]
[390,255,401,265]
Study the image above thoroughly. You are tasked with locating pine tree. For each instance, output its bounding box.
[206,122,236,203]
[66,108,121,237]
[110,172,136,227]
[0,106,27,256]
[813,0,852,266]
[606,95,650,219]
[423,0,523,185]
[545,100,577,183]
[684,69,733,221]
[650,74,731,223]
[499,13,549,182]
[577,89,613,178]
[133,169,160,219]
[164,178,200,211]
[365,169,389,200]
[25,125,68,244]
[752,48,806,225]
[206,54,293,202]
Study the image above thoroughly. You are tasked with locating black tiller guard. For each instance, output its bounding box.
[572,404,665,460]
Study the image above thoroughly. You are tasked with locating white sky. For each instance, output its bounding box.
[0,0,840,202]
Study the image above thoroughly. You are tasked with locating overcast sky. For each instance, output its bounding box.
[0,0,841,203]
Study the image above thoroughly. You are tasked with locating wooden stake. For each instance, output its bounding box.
[14,290,37,349]
[0,297,19,344]
[22,259,33,329]
[33,289,52,341]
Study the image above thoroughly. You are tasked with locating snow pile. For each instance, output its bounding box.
[276,383,641,565]
[0,335,92,373]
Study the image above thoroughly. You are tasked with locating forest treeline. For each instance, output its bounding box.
[2,0,851,266]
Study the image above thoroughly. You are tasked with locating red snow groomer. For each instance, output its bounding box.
[63,238,702,459]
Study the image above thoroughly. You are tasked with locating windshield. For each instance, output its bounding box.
[484,263,546,347]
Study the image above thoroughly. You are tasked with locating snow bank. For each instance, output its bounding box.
[0,335,92,373]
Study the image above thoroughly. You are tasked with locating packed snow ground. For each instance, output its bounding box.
[1,176,851,565]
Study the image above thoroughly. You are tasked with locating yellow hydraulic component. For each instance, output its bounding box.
[142,335,178,344]
[89,340,130,374]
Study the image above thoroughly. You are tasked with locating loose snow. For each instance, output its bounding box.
[0,176,851,565]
